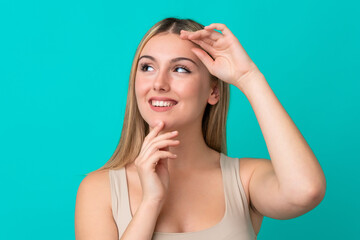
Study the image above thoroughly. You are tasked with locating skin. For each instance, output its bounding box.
[179,23,327,216]
[75,23,327,239]
[135,32,220,170]
[132,32,222,207]
[132,23,326,225]
[136,33,218,133]
[124,32,226,236]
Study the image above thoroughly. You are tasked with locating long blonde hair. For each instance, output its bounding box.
[93,17,229,173]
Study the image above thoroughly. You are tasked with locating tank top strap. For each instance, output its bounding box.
[109,168,132,235]
[220,154,253,224]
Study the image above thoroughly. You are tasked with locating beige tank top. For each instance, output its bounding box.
[109,153,257,240]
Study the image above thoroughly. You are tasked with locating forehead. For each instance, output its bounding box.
[140,33,198,58]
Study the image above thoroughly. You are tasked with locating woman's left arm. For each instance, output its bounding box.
[180,23,326,219]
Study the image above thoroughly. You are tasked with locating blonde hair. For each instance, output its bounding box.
[93,17,229,173]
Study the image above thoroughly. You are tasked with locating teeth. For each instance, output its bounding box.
[151,100,176,107]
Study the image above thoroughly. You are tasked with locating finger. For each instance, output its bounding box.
[197,37,215,47]
[153,130,178,142]
[142,130,178,154]
[180,29,222,41]
[140,138,180,163]
[136,150,176,170]
[150,151,178,166]
[189,39,215,56]
[143,121,164,144]
[205,23,232,36]
[151,139,180,152]
[154,150,177,160]
[191,48,215,75]
[204,28,223,41]
[180,31,217,47]
[135,144,176,166]
[142,139,180,161]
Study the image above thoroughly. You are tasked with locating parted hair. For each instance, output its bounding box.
[93,17,230,173]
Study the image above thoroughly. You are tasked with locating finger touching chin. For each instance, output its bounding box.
[149,120,166,129]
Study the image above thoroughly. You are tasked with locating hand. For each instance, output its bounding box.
[180,23,261,90]
[134,121,180,204]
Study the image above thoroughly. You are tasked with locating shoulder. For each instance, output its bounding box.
[76,169,112,209]
[78,170,110,202]
[75,169,118,239]
[81,169,111,186]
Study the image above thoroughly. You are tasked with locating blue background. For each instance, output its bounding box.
[1,0,359,239]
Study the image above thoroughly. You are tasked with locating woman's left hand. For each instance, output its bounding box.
[180,23,261,89]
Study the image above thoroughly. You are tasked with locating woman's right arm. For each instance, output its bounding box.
[120,200,163,240]
[121,121,179,239]
[75,121,179,239]
[74,170,163,240]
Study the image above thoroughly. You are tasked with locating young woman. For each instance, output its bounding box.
[75,18,326,240]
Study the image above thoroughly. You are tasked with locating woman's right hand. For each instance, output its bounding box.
[134,121,180,205]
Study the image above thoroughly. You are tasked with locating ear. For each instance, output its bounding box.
[207,83,220,105]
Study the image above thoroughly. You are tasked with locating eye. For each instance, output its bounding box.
[175,65,191,73]
[140,63,154,72]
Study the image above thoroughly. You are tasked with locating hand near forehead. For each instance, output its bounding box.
[180,23,260,89]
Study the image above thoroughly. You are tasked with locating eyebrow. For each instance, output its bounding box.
[138,55,198,67]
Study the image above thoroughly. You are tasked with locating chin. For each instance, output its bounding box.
[146,118,180,132]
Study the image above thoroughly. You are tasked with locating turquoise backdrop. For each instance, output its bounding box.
[0,0,359,239]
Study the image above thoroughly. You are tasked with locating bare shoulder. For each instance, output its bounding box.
[75,169,118,240]
[77,170,112,211]
[79,169,112,196]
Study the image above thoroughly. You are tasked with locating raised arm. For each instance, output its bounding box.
[180,23,326,219]
[239,70,326,219]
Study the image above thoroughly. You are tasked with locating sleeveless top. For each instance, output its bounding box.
[109,153,257,240]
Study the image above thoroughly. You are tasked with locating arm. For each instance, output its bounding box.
[180,23,326,219]
[75,171,163,240]
[75,122,178,239]
[120,200,162,240]
[238,70,326,219]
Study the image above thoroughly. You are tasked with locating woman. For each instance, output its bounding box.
[75,18,326,240]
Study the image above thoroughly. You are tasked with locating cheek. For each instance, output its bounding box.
[182,79,210,102]
[135,77,151,100]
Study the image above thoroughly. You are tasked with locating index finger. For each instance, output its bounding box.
[144,121,165,143]
[180,29,221,41]
[205,23,231,36]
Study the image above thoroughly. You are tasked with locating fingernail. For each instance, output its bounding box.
[172,130,178,134]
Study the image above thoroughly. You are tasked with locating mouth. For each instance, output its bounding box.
[148,98,178,112]
[150,100,178,107]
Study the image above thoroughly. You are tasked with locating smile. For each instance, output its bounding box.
[151,100,177,107]
[149,100,178,112]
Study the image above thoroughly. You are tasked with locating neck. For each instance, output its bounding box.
[161,120,220,172]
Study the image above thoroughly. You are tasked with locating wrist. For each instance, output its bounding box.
[141,198,164,211]
[235,68,266,95]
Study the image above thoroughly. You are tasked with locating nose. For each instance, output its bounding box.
[153,69,170,92]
